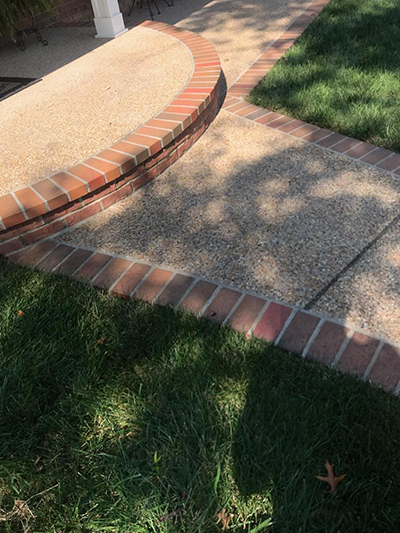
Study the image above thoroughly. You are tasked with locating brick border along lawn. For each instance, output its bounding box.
[225,0,400,176]
[7,239,400,395]
[0,22,222,232]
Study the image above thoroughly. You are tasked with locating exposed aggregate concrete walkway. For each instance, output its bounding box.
[11,0,400,347]
[58,110,400,344]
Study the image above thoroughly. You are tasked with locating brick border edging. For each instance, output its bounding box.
[222,97,400,176]
[222,0,400,176]
[7,239,400,395]
[0,21,222,234]
[227,0,332,98]
[0,94,219,255]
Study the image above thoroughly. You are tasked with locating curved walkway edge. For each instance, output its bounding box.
[0,21,223,247]
[6,239,400,395]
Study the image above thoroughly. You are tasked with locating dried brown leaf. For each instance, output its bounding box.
[216,508,233,530]
[94,336,105,348]
[317,460,346,492]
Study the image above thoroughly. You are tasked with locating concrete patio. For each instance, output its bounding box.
[0,24,191,192]
[3,0,400,348]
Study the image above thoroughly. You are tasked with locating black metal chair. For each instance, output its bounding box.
[13,8,48,51]
[128,0,173,21]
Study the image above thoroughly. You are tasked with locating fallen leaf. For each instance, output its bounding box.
[317,460,346,492]
[216,508,233,531]
[94,337,105,348]
[18,310,24,317]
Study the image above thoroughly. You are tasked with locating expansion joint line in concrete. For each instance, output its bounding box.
[304,211,400,310]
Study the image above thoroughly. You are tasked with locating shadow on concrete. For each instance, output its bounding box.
[59,110,400,343]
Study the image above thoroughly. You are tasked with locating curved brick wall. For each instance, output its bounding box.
[0,21,222,254]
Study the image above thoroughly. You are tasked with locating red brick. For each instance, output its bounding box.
[93,257,132,290]
[14,187,47,219]
[268,116,296,129]
[166,106,199,120]
[36,243,75,272]
[307,321,350,365]
[253,302,292,343]
[56,247,92,276]
[0,239,22,256]
[226,101,251,114]
[245,109,272,121]
[124,133,162,156]
[81,184,116,206]
[368,343,400,391]
[180,280,219,315]
[256,112,282,125]
[302,128,332,143]
[134,268,172,302]
[131,172,154,191]
[32,179,69,211]
[74,253,112,281]
[157,273,195,307]
[18,241,57,267]
[193,61,219,68]
[288,123,319,139]
[316,133,347,148]
[361,147,393,165]
[65,202,102,227]
[331,138,362,154]
[345,142,377,159]
[96,150,135,175]
[157,112,191,129]
[337,332,379,377]
[146,120,182,140]
[69,164,106,191]
[51,172,87,201]
[40,200,80,224]
[222,97,241,109]
[278,311,321,355]
[22,220,66,245]
[0,216,43,241]
[229,294,266,333]
[202,287,241,324]
[173,98,205,109]
[136,126,173,146]
[7,247,30,263]
[111,262,152,298]
[85,158,120,183]
[101,183,133,209]
[112,141,149,164]
[278,119,306,133]
[0,194,26,228]
[378,153,400,172]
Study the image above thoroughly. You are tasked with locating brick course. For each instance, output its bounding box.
[9,238,400,395]
[0,22,222,244]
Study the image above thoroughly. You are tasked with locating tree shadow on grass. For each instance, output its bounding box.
[1,261,400,532]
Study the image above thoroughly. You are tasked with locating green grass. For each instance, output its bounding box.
[1,260,400,532]
[249,0,400,152]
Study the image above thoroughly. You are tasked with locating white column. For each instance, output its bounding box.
[91,0,127,39]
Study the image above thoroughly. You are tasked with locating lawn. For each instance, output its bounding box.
[248,0,400,152]
[1,259,400,532]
